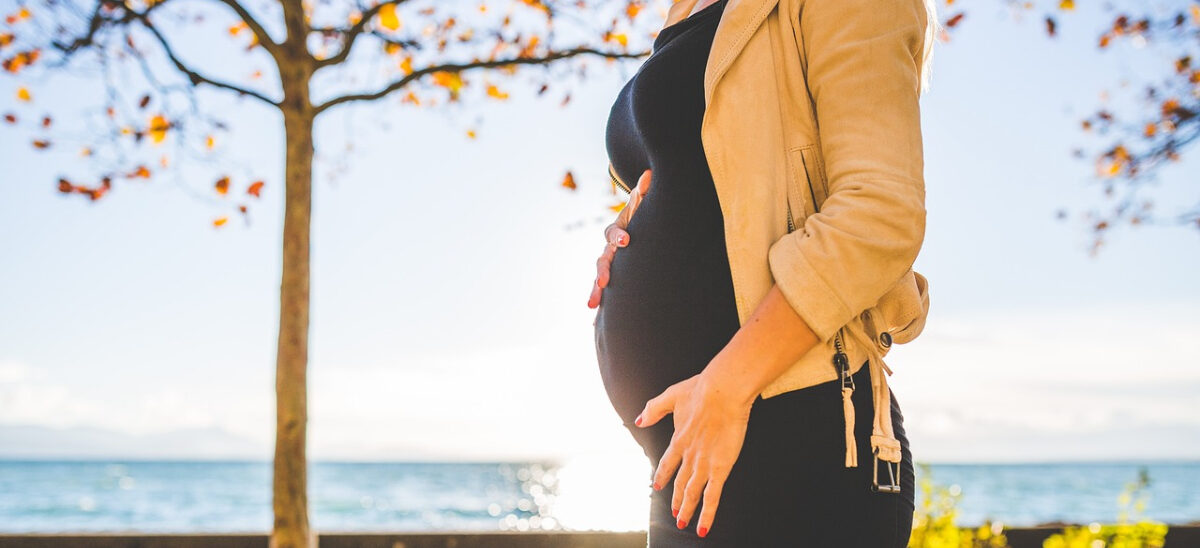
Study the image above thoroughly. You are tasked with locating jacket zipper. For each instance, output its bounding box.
[787,170,849,375]
[609,164,632,194]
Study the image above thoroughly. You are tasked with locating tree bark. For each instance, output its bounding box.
[271,65,316,548]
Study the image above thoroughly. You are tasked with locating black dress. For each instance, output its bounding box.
[593,0,916,545]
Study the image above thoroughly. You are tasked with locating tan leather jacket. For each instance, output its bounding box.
[605,0,933,478]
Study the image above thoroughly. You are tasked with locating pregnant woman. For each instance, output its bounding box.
[588,0,938,545]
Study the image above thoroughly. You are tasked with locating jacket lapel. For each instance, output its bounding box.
[663,0,780,106]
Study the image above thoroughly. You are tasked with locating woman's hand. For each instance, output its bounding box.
[633,367,755,539]
[587,168,653,309]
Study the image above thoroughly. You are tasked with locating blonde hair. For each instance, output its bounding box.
[917,0,942,95]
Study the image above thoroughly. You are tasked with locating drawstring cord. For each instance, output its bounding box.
[835,320,902,471]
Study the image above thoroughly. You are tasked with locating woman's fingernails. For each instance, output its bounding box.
[618,235,627,245]
[671,507,678,517]
[634,414,642,426]
[698,526,708,537]
[677,518,686,529]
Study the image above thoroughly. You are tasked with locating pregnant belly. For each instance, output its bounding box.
[592,215,741,426]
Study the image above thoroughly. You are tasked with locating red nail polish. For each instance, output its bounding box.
[634,415,642,426]
[671,507,678,517]
[698,526,709,537]
[677,518,686,529]
[652,482,660,490]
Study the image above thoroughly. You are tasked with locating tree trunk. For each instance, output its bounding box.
[270,95,316,548]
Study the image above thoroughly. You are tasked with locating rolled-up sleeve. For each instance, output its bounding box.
[767,0,929,344]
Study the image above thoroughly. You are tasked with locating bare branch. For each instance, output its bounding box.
[216,0,282,59]
[314,46,646,114]
[314,0,410,69]
[130,9,280,107]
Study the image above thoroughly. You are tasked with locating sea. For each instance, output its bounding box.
[0,459,1196,533]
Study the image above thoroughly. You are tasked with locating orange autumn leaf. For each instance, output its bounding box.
[229,22,247,35]
[466,129,476,138]
[486,84,509,99]
[400,56,413,74]
[0,33,13,48]
[15,86,30,101]
[205,135,216,149]
[432,70,464,99]
[80,147,92,157]
[148,114,170,144]
[378,3,401,31]
[1143,122,1157,137]
[609,201,626,213]
[1058,0,1074,10]
[129,165,151,178]
[213,216,229,227]
[215,176,231,195]
[31,139,50,149]
[561,171,576,190]
[247,180,264,197]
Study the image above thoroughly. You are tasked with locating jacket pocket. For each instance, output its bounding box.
[784,145,816,231]
[799,144,829,208]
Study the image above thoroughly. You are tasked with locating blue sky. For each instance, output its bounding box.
[0,0,1197,465]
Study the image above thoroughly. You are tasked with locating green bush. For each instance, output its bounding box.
[906,464,1170,548]
[907,462,1009,548]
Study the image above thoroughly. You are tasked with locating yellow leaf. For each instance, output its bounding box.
[15,86,30,102]
[148,114,170,144]
[1058,0,1074,10]
[609,201,626,213]
[400,56,413,74]
[213,216,229,227]
[466,129,476,138]
[486,84,509,99]
[206,135,216,149]
[378,3,402,31]
[80,147,92,157]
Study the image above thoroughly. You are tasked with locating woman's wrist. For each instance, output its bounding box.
[699,284,822,407]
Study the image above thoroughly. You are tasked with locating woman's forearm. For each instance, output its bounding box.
[698,283,822,407]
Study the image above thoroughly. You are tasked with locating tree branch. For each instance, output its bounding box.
[314,46,646,114]
[216,0,282,59]
[314,0,411,69]
[130,9,280,107]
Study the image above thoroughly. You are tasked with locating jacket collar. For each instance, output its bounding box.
[663,0,780,106]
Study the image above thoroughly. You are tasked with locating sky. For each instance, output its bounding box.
[0,0,1198,467]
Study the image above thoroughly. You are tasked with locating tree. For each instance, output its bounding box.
[937,0,1200,253]
[0,0,648,545]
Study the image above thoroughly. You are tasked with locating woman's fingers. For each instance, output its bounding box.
[672,454,698,527]
[693,462,730,537]
[588,170,650,309]
[636,168,653,199]
[653,430,684,493]
[677,460,709,529]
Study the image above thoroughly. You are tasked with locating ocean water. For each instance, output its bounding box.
[0,459,1196,533]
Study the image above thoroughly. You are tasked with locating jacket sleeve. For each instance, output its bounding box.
[767,0,929,344]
